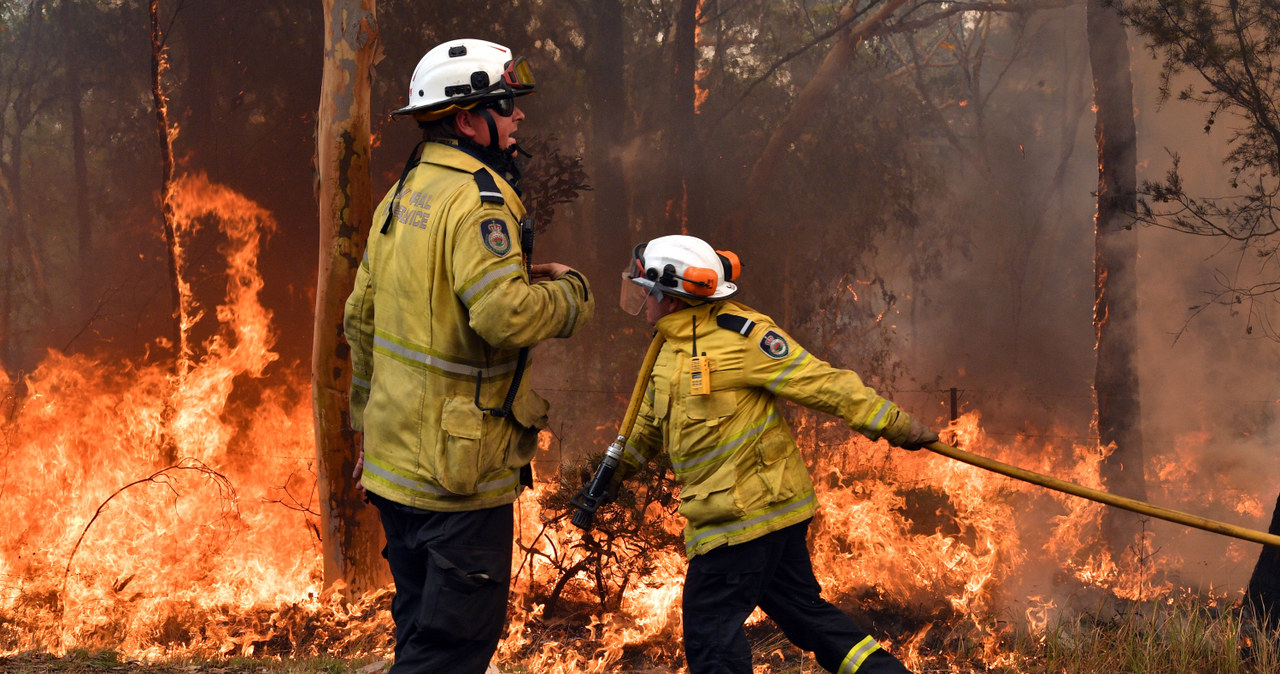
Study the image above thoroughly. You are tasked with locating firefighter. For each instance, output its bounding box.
[343,38,594,673]
[605,234,934,673]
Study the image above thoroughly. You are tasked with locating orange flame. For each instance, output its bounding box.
[0,178,1265,670]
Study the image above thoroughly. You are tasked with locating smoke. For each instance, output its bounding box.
[1133,81,1280,589]
[821,4,1280,593]
[6,2,1277,647]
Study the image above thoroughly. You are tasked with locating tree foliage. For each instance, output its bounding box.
[1119,0,1280,335]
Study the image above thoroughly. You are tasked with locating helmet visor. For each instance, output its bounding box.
[619,273,654,316]
[619,245,661,316]
[503,58,535,90]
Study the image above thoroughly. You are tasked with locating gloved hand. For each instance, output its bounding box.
[900,416,939,450]
[881,411,939,451]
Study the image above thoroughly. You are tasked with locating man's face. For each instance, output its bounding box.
[645,294,682,325]
[455,101,524,149]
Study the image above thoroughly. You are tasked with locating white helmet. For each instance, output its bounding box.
[393,39,536,120]
[624,235,742,307]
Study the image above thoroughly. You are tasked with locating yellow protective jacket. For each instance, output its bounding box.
[618,301,915,557]
[344,141,594,512]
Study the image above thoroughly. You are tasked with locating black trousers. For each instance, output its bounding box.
[682,519,912,674]
[370,493,513,674]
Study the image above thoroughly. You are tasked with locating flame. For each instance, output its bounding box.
[1,173,323,657]
[0,178,1267,670]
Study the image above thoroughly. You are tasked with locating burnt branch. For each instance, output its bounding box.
[59,459,238,606]
[518,455,682,619]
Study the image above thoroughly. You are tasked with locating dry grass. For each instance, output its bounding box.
[3,597,1277,673]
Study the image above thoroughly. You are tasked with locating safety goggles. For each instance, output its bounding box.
[502,57,536,90]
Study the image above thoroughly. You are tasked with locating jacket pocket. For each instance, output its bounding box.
[685,389,737,427]
[437,395,485,494]
[678,468,743,528]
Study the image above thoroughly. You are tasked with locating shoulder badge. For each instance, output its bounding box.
[759,330,790,359]
[480,218,512,256]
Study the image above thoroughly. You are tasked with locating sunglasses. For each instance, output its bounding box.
[482,96,517,117]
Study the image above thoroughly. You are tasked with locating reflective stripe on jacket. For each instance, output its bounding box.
[620,301,909,557]
[344,141,594,512]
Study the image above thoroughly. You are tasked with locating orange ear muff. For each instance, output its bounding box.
[682,266,718,296]
[716,250,741,281]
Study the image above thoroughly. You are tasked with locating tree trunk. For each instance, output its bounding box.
[314,0,388,597]
[1087,0,1146,554]
[61,0,91,316]
[150,0,186,378]
[1,126,20,373]
[585,0,623,248]
[1,161,14,374]
[150,0,186,467]
[667,0,699,232]
[1245,492,1280,629]
[730,0,906,230]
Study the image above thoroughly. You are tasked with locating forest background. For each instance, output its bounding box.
[3,0,1280,660]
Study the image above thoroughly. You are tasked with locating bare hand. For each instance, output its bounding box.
[352,435,366,492]
[530,262,572,282]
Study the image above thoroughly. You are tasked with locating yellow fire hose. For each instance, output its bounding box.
[571,334,666,530]
[615,333,667,440]
[922,440,1280,548]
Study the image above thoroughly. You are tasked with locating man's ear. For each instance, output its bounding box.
[452,110,480,141]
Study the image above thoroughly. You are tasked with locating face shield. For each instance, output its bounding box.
[619,243,665,316]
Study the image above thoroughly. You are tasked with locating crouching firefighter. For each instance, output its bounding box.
[343,38,594,674]
[573,234,934,674]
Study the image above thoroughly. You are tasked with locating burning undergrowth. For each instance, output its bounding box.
[1,174,1274,672]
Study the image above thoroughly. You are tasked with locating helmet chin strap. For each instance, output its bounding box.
[479,108,502,152]
[455,107,528,191]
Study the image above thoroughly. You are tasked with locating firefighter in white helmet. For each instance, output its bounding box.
[609,234,933,673]
[343,38,593,673]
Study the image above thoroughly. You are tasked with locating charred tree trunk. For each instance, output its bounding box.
[314,0,388,597]
[1,127,21,374]
[1086,0,1147,555]
[1,1,45,373]
[1246,492,1280,630]
[150,0,187,379]
[150,0,185,467]
[667,0,699,231]
[1,171,13,374]
[61,0,91,316]
[585,0,623,247]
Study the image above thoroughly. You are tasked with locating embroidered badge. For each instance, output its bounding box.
[480,218,511,256]
[760,330,790,359]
